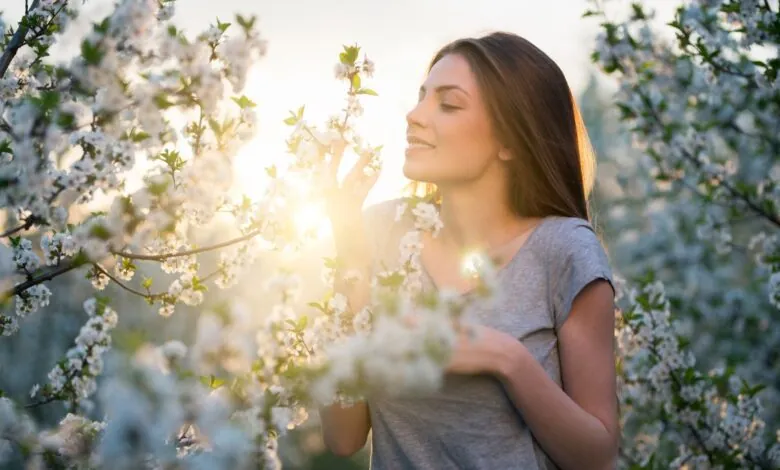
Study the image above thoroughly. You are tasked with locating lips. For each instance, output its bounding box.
[406,135,435,148]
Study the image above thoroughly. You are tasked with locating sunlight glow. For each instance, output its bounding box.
[230,59,410,211]
[461,251,488,279]
[293,203,332,240]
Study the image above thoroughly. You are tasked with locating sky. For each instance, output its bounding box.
[3,0,676,210]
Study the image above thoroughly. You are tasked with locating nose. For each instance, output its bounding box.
[405,99,428,130]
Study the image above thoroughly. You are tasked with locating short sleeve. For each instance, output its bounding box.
[550,219,615,330]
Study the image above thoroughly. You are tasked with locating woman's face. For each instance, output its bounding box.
[404,53,504,186]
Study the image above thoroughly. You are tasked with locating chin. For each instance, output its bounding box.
[402,159,437,183]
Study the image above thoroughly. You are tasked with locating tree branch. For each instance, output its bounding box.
[24,396,56,409]
[0,0,41,79]
[639,91,780,229]
[0,220,33,238]
[4,254,86,299]
[111,229,262,261]
[0,215,46,238]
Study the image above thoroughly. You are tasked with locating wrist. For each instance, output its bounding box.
[488,330,528,380]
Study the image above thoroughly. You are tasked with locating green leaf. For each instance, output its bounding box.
[89,224,111,240]
[216,18,231,33]
[377,271,405,288]
[36,90,60,112]
[93,18,111,34]
[154,93,174,109]
[208,117,222,136]
[80,39,103,66]
[126,129,150,143]
[356,88,378,96]
[232,95,257,109]
[351,74,361,90]
[236,14,257,31]
[141,277,153,290]
[340,45,360,65]
[200,374,226,389]
[630,3,646,20]
[0,139,11,155]
[56,113,75,128]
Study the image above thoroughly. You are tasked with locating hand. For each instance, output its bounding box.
[323,138,380,261]
[445,322,520,376]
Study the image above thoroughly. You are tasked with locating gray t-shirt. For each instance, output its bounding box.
[362,198,614,470]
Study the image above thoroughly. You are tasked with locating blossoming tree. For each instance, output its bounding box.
[0,1,480,468]
[588,0,779,467]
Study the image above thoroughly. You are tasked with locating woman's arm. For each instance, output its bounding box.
[445,278,618,469]
[488,279,619,470]
[317,214,374,458]
[319,400,372,457]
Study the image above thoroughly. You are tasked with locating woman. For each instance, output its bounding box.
[321,31,619,470]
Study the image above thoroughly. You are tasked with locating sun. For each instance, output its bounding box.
[228,60,409,244]
[293,202,332,240]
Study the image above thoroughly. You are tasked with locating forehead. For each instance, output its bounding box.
[423,53,479,95]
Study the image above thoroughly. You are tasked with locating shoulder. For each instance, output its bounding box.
[361,198,411,261]
[362,197,407,230]
[539,216,605,255]
[535,216,613,284]
[539,217,614,327]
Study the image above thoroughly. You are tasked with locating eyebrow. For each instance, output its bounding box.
[419,84,470,97]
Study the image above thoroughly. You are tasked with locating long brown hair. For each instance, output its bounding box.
[407,32,597,222]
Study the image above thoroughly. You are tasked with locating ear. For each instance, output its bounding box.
[498,148,512,161]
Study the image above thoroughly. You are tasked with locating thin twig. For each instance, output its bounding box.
[24,396,56,409]
[111,229,261,261]
[95,263,221,299]
[92,264,163,300]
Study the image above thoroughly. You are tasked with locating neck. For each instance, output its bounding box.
[436,175,531,251]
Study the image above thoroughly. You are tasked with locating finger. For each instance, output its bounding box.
[329,139,347,184]
[354,169,380,200]
[344,150,373,186]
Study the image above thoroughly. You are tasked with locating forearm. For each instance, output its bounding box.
[492,339,618,470]
[319,401,371,457]
[319,222,374,457]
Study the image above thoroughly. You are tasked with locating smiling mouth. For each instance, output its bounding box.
[406,136,435,149]
[407,142,435,149]
[405,142,434,158]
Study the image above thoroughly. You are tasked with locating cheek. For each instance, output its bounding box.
[438,113,498,175]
